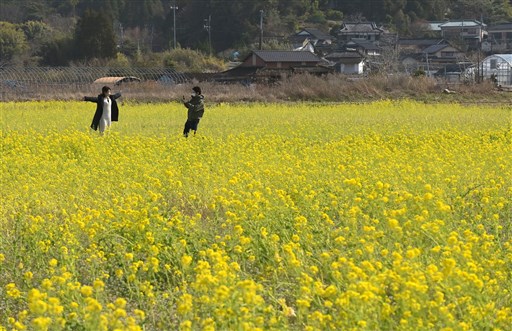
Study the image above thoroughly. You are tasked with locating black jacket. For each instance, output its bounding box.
[85,93,122,130]
[184,94,205,120]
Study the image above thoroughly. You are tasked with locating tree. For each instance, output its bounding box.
[39,37,74,66]
[448,0,512,23]
[75,0,123,20]
[21,0,52,21]
[74,9,117,61]
[19,20,53,63]
[406,0,451,20]
[121,0,164,27]
[0,22,27,63]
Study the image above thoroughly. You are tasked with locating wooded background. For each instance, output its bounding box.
[1,0,512,67]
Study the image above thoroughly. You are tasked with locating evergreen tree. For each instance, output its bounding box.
[74,9,117,61]
[39,37,74,66]
[121,0,164,28]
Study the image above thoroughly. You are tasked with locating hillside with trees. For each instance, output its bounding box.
[1,0,512,68]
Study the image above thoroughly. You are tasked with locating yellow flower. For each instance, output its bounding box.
[114,308,127,318]
[115,297,127,308]
[441,258,457,275]
[32,317,52,331]
[134,309,145,320]
[181,255,193,267]
[240,236,251,245]
[6,283,21,298]
[48,297,64,315]
[260,227,268,238]
[29,300,48,315]
[296,299,311,309]
[406,248,421,259]
[14,321,26,330]
[41,279,52,290]
[85,297,102,312]
[93,279,105,290]
[80,285,93,297]
[179,320,192,331]
[388,218,400,228]
[177,293,193,314]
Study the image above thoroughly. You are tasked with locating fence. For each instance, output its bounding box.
[0,67,191,100]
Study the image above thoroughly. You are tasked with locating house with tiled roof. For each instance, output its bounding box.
[422,44,465,63]
[483,23,512,53]
[439,20,487,50]
[334,22,385,42]
[289,28,334,56]
[398,41,465,74]
[343,39,381,56]
[238,50,323,69]
[324,51,365,74]
[397,38,447,53]
[217,50,330,83]
[425,21,445,36]
[289,28,333,47]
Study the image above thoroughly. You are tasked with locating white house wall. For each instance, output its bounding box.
[357,62,364,74]
[337,62,364,74]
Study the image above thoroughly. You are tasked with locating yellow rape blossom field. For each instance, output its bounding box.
[1,100,511,331]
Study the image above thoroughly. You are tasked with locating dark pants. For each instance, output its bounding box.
[183,119,200,136]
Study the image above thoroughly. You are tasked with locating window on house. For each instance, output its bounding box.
[490,59,497,69]
[441,51,455,57]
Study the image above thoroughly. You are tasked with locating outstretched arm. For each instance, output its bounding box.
[83,96,97,102]
[112,92,122,100]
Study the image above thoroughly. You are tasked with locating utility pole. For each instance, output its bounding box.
[477,14,483,83]
[204,15,212,55]
[259,10,264,50]
[170,0,178,49]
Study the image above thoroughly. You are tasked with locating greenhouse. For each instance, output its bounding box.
[481,54,512,86]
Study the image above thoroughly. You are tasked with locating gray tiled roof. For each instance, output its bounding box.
[340,22,383,33]
[488,23,512,31]
[346,39,380,50]
[398,39,445,46]
[299,28,332,40]
[325,52,363,60]
[422,44,450,54]
[253,50,321,63]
